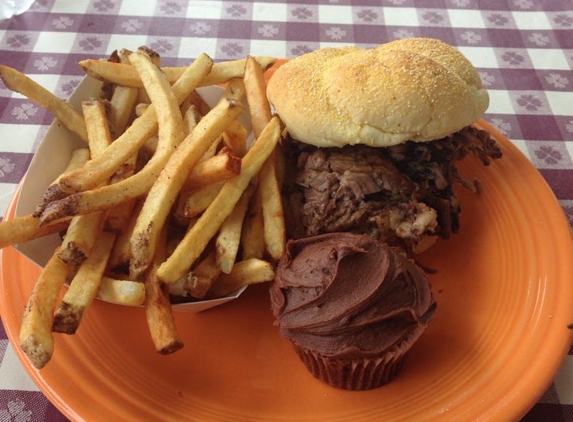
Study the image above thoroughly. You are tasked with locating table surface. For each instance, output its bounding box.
[0,0,572,421]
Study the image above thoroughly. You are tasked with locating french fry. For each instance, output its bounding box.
[103,57,140,233]
[137,87,152,106]
[117,47,133,64]
[52,230,116,334]
[157,116,282,285]
[137,103,199,159]
[176,181,225,219]
[103,167,137,233]
[34,147,91,218]
[134,104,200,165]
[144,226,183,354]
[109,85,138,136]
[139,100,201,157]
[0,65,88,142]
[0,215,69,249]
[134,102,149,117]
[129,58,244,279]
[57,100,112,268]
[107,199,144,272]
[244,56,272,138]
[109,86,137,135]
[222,121,248,157]
[182,104,200,135]
[19,249,70,369]
[244,56,286,261]
[83,99,114,155]
[141,95,219,158]
[202,56,276,86]
[240,186,266,259]
[122,49,186,277]
[206,258,275,299]
[96,276,145,306]
[137,45,161,66]
[183,151,241,190]
[198,134,221,162]
[275,140,287,187]
[216,184,255,274]
[57,53,214,194]
[78,56,277,88]
[224,77,246,102]
[57,211,104,268]
[258,156,286,261]
[182,250,221,299]
[36,100,111,242]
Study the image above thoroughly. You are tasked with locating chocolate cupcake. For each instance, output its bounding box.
[270,232,436,390]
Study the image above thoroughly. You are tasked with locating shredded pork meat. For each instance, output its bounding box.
[282,126,502,251]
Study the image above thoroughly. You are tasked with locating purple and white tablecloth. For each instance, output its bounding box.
[0,0,572,421]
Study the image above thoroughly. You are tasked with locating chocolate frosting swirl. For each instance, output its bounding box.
[270,232,436,359]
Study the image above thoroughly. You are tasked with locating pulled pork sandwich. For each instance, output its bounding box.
[267,38,502,253]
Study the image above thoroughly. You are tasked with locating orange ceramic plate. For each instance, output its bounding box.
[1,62,573,421]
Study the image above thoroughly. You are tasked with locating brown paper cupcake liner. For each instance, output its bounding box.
[293,344,404,390]
[291,324,428,390]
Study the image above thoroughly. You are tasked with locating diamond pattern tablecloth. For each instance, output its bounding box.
[0,0,572,421]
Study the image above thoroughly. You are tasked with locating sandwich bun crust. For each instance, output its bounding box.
[267,38,489,148]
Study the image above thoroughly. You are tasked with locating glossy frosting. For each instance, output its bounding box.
[270,232,436,358]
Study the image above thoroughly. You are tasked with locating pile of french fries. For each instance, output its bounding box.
[0,47,286,369]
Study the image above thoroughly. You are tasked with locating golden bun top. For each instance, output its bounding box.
[266,38,489,148]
